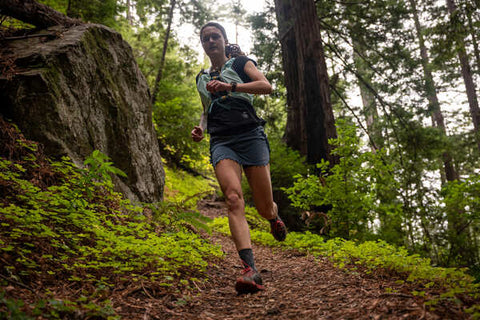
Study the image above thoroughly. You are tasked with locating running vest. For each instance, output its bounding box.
[196,57,265,136]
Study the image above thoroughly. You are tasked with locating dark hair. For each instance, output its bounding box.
[200,22,245,58]
[200,22,228,42]
[225,43,245,58]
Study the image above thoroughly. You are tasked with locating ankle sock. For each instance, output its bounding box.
[238,248,256,271]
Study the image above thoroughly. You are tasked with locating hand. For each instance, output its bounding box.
[191,126,204,142]
[206,80,231,93]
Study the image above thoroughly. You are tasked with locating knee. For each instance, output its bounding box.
[224,190,244,212]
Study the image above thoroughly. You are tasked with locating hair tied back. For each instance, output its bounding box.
[225,44,245,58]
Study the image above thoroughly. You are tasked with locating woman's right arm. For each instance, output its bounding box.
[191,125,204,142]
[191,102,206,142]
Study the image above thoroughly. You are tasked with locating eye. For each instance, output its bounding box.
[202,33,221,43]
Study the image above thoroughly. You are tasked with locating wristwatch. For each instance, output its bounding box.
[230,82,237,92]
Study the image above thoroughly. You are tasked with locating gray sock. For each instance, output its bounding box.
[238,248,256,271]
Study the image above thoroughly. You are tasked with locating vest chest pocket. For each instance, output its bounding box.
[207,98,264,135]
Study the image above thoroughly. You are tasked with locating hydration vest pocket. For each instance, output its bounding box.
[207,97,265,135]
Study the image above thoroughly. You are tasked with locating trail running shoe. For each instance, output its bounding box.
[235,264,265,294]
[270,216,287,241]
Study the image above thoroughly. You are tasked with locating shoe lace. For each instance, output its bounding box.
[241,266,253,274]
[273,219,284,231]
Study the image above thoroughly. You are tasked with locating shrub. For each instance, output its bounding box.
[0,121,222,317]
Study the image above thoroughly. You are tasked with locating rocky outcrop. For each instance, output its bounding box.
[0,24,164,202]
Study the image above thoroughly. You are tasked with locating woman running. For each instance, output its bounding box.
[191,22,287,294]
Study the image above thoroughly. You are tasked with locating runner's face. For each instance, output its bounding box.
[201,26,226,57]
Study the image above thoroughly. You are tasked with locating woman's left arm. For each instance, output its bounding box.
[237,61,272,95]
[205,61,272,95]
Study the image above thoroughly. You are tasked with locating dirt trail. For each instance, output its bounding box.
[116,200,468,319]
[171,200,467,320]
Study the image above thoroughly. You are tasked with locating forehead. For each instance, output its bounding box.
[201,26,223,37]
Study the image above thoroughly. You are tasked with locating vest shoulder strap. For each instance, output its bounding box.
[196,69,208,84]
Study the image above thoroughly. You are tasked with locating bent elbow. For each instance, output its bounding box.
[265,83,273,95]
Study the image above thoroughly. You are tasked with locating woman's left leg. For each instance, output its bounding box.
[244,164,277,220]
[244,165,287,241]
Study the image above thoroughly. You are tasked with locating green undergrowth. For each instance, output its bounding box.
[210,214,480,317]
[0,120,223,319]
[164,165,216,209]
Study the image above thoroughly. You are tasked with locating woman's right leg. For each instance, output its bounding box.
[215,159,264,293]
[214,159,251,251]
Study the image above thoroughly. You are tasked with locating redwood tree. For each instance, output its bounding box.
[274,0,338,166]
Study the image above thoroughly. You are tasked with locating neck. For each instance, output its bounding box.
[210,55,228,71]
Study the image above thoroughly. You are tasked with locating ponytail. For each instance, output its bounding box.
[225,44,245,58]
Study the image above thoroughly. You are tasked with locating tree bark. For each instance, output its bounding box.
[151,0,176,104]
[446,0,480,152]
[274,0,338,166]
[0,0,77,28]
[275,0,304,153]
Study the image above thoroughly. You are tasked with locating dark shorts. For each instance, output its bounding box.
[210,126,270,168]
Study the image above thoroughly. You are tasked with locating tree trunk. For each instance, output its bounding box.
[349,29,383,152]
[274,0,338,166]
[437,0,479,267]
[466,3,480,73]
[410,0,458,182]
[446,0,480,152]
[151,0,176,104]
[126,0,132,25]
[0,0,77,28]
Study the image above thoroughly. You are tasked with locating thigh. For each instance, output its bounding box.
[215,159,243,197]
[244,165,274,213]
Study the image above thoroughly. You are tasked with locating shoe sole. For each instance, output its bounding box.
[272,225,287,241]
[235,278,265,294]
[273,233,286,241]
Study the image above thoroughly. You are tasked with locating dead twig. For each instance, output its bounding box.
[141,282,155,299]
[0,273,36,292]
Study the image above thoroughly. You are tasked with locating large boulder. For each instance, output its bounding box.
[0,24,164,202]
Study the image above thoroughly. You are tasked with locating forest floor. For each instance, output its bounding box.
[113,199,470,320]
